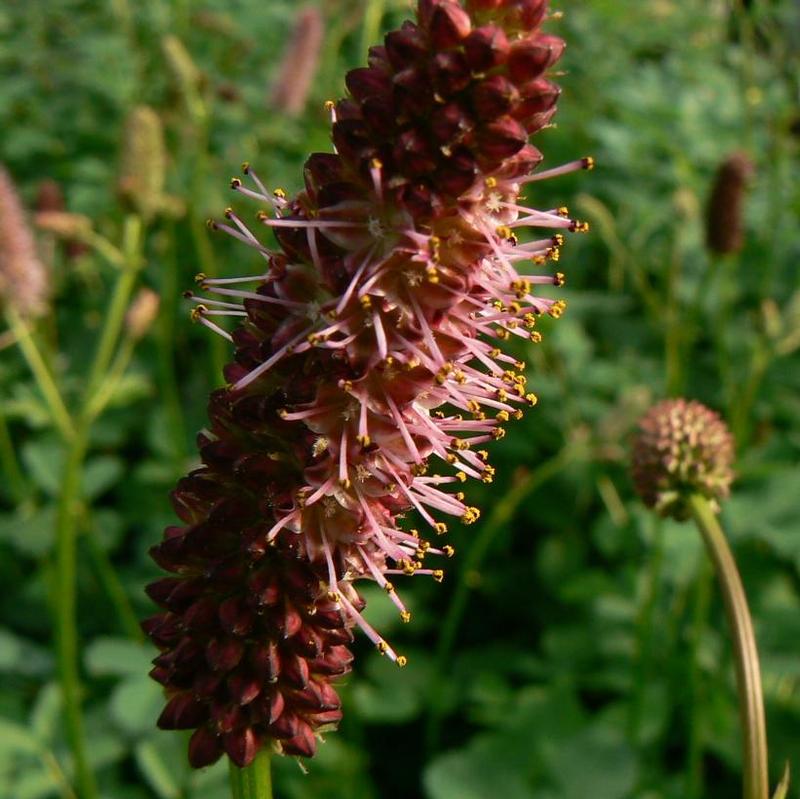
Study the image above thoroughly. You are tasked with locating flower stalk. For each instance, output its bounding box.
[229,748,273,799]
[688,493,768,799]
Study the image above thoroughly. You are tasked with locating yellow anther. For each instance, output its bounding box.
[435,522,448,535]
[446,454,457,464]
[397,655,408,667]
[371,158,383,170]
[377,641,389,655]
[230,177,242,189]
[533,255,547,265]
[241,161,250,173]
[466,399,481,414]
[526,393,539,406]
[324,100,335,111]
[256,210,269,222]
[496,410,510,422]
[190,305,206,322]
[433,570,445,583]
[360,295,372,309]
[558,206,569,217]
[339,478,352,489]
[194,272,207,283]
[554,272,565,287]
[485,176,498,188]
[356,434,371,447]
[514,409,524,420]
[426,265,440,284]
[456,471,467,483]
[384,582,395,593]
[530,331,543,343]
[400,611,412,623]
[496,225,512,239]
[582,155,595,170]
[491,427,506,440]
[443,545,455,557]
[410,529,419,538]
[455,491,465,501]
[514,360,525,370]
[553,233,565,246]
[273,187,287,199]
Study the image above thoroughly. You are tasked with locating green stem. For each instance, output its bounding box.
[630,517,664,741]
[54,426,97,799]
[83,520,143,641]
[0,403,28,503]
[5,309,75,442]
[425,447,576,752]
[688,494,769,799]
[84,216,143,400]
[685,558,713,799]
[228,751,273,799]
[52,215,144,799]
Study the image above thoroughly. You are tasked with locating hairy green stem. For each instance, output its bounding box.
[228,751,273,799]
[5,309,75,441]
[425,447,575,752]
[689,494,769,799]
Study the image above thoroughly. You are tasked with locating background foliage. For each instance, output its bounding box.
[1,0,799,797]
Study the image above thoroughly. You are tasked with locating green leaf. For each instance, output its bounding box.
[109,675,165,736]
[82,455,124,500]
[29,684,61,743]
[0,717,42,756]
[135,739,183,799]
[0,629,23,671]
[0,507,56,557]
[20,440,64,497]
[84,637,155,677]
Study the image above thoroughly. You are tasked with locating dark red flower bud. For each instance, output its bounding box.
[507,34,565,83]
[436,148,477,195]
[504,0,548,31]
[384,23,427,70]
[431,51,471,94]
[478,116,527,161]
[281,724,317,757]
[158,693,209,730]
[472,74,519,119]
[514,77,561,121]
[206,636,245,672]
[431,103,471,143]
[224,727,261,767]
[429,3,472,49]
[346,67,392,103]
[463,25,509,71]
[394,129,438,176]
[393,67,433,117]
[229,671,262,705]
[188,726,223,768]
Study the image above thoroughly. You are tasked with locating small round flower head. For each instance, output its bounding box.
[632,399,735,520]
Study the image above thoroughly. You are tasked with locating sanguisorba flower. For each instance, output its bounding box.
[632,398,735,521]
[145,0,591,768]
[0,165,49,318]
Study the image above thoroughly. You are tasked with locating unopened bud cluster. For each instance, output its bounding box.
[145,0,588,769]
[632,399,735,521]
